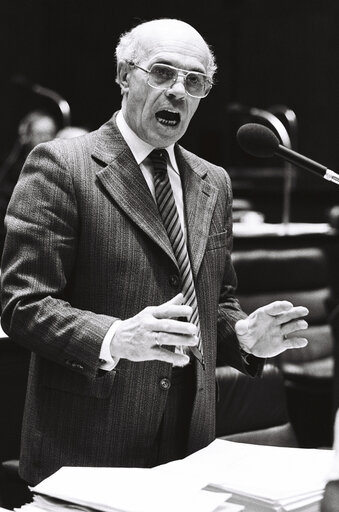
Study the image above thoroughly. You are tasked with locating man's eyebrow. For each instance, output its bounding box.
[153,59,206,74]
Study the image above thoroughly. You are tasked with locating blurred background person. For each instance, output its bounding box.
[0,110,58,253]
[56,126,89,139]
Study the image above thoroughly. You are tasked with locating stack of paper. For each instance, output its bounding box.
[16,439,334,512]
[157,439,334,511]
[21,464,241,512]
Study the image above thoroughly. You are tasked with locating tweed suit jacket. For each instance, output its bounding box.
[1,113,260,485]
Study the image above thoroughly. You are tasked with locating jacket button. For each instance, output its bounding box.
[159,378,171,390]
[65,359,84,371]
[72,362,84,370]
[169,274,180,289]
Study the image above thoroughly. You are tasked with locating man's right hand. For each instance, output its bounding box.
[110,293,198,366]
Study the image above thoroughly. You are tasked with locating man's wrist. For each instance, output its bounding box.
[99,320,122,370]
[235,318,254,358]
[239,346,251,365]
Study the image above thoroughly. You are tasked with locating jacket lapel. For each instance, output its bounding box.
[92,117,177,266]
[176,147,218,279]
[92,115,218,276]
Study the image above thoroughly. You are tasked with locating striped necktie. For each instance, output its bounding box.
[149,149,204,366]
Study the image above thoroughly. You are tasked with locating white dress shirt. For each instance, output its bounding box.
[99,111,186,370]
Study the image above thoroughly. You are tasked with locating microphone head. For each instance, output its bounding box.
[237,123,280,158]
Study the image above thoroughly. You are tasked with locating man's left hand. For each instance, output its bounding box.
[235,301,309,358]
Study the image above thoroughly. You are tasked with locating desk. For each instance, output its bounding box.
[233,221,335,238]
[233,222,339,299]
[232,222,339,445]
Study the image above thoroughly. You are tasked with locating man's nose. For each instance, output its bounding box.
[165,76,186,99]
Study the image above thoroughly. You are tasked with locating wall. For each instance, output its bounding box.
[1,0,339,220]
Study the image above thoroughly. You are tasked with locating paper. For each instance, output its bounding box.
[16,496,243,512]
[156,439,333,503]
[32,466,229,512]
[30,439,334,512]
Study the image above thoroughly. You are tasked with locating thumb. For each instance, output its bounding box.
[235,318,249,336]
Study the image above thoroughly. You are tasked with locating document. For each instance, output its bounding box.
[31,465,232,512]
[29,439,334,512]
[156,439,333,510]
[180,440,331,499]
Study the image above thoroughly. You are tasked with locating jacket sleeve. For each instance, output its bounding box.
[0,142,116,379]
[216,169,264,377]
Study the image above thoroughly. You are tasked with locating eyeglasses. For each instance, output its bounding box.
[128,61,213,99]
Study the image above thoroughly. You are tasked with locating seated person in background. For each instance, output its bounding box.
[56,126,89,139]
[0,110,57,252]
[1,18,309,486]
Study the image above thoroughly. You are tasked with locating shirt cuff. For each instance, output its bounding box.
[99,320,122,371]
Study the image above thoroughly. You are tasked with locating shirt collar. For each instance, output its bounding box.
[116,110,177,168]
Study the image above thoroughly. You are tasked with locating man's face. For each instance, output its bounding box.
[121,22,211,148]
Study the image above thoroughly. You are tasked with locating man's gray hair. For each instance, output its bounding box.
[115,19,217,86]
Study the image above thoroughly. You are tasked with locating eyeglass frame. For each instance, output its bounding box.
[126,61,213,99]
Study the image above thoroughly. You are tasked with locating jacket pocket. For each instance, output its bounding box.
[206,231,228,251]
[42,362,116,399]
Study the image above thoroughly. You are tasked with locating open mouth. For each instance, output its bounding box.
[155,110,181,127]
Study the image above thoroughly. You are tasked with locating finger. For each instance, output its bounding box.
[153,304,193,320]
[153,318,197,336]
[261,300,294,316]
[275,306,309,325]
[282,336,308,349]
[155,332,198,347]
[151,347,190,367]
[281,319,308,336]
[157,293,184,308]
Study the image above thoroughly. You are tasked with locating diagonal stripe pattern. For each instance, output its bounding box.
[149,149,204,366]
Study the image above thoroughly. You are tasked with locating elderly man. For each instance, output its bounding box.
[1,18,308,486]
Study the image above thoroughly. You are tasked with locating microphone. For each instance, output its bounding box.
[237,123,339,186]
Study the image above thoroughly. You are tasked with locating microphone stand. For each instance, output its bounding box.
[268,105,298,228]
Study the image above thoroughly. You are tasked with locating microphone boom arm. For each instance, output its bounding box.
[276,144,327,176]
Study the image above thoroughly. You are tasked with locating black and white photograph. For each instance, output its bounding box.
[1,2,339,511]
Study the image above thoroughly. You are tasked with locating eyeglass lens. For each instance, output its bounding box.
[149,64,209,97]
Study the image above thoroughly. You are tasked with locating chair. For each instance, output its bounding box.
[330,305,339,414]
[216,363,297,446]
[0,337,31,508]
[232,246,336,447]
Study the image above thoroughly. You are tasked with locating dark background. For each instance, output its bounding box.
[1,0,339,221]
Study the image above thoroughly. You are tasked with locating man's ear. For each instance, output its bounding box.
[117,61,130,93]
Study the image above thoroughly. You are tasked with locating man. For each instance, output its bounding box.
[0,18,308,486]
